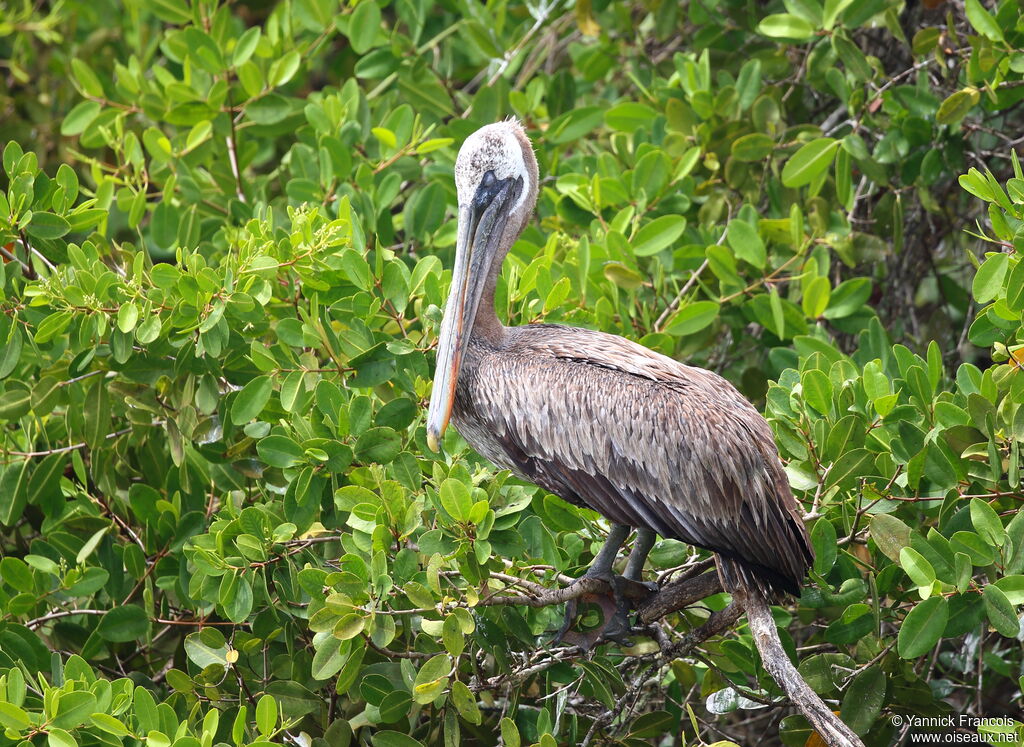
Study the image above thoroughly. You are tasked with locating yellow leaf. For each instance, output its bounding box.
[575,0,600,36]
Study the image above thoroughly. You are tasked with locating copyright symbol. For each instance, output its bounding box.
[892,715,903,727]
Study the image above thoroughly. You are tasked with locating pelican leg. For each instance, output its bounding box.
[623,528,657,581]
[586,523,631,579]
[603,528,661,643]
[555,524,630,645]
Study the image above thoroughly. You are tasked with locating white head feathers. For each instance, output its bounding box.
[454,120,535,215]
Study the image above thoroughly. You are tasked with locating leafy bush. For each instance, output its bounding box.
[1,0,1022,745]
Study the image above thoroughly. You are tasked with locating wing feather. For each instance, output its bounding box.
[453,325,813,594]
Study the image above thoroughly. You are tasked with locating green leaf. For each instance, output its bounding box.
[117,302,140,333]
[994,575,1024,605]
[450,680,481,725]
[500,717,521,747]
[413,654,451,704]
[439,479,472,523]
[983,585,1020,637]
[869,513,911,562]
[732,60,762,112]
[802,276,831,319]
[233,26,261,66]
[546,107,604,145]
[800,369,832,415]
[351,424,402,464]
[256,694,277,736]
[26,212,71,240]
[604,102,658,132]
[839,667,886,736]
[726,219,765,269]
[0,461,30,528]
[232,376,273,423]
[270,50,301,87]
[61,101,102,136]
[781,138,839,188]
[1005,258,1024,311]
[731,133,774,162]
[825,448,873,489]
[0,325,23,379]
[151,201,179,250]
[937,88,980,126]
[371,732,424,747]
[823,0,855,29]
[52,691,97,729]
[441,614,464,658]
[96,605,150,642]
[964,0,1005,42]
[257,435,304,468]
[970,498,1005,547]
[221,573,253,622]
[758,13,816,40]
[951,531,996,566]
[972,253,1008,304]
[348,1,382,54]
[603,261,644,290]
[48,727,76,747]
[897,596,948,658]
[663,300,719,336]
[632,215,686,257]
[89,713,130,737]
[150,0,192,24]
[823,277,871,319]
[0,557,34,592]
[70,58,104,97]
[415,138,454,154]
[899,547,936,589]
[0,702,31,730]
[76,526,109,564]
[84,376,110,451]
[184,631,230,668]
[811,518,837,575]
[246,93,293,125]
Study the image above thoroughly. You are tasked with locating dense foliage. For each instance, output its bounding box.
[1,0,1023,745]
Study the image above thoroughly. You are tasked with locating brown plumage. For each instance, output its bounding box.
[427,120,813,599]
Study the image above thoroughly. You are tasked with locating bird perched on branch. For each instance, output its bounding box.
[425,118,814,641]
[422,118,866,747]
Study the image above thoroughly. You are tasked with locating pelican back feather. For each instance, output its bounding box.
[451,324,814,597]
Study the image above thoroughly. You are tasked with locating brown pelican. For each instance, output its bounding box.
[426,120,814,638]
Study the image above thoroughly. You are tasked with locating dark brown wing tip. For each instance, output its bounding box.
[716,554,806,601]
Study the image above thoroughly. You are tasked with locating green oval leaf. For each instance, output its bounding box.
[897,596,948,659]
[758,13,815,40]
[782,138,839,188]
[632,215,686,257]
[983,585,1020,637]
[663,300,719,336]
[731,133,774,162]
[231,376,273,423]
[27,212,71,240]
[96,605,150,642]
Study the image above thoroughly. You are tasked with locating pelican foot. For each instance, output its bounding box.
[552,573,659,650]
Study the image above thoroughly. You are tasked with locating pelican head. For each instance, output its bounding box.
[426,120,539,451]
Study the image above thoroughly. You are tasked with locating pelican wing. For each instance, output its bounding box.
[456,324,813,594]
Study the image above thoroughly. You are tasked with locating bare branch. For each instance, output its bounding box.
[744,591,864,747]
[638,571,722,623]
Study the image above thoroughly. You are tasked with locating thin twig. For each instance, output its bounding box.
[2,426,136,458]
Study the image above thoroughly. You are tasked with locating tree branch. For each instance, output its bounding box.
[481,567,863,747]
[743,590,864,747]
[638,570,722,623]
